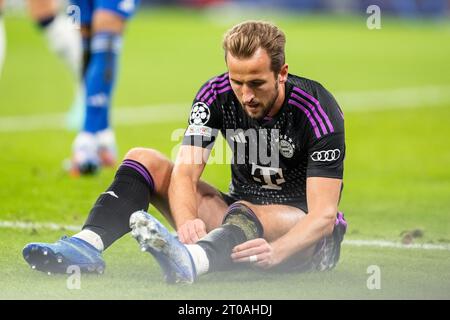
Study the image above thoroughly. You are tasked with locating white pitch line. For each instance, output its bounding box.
[338,85,450,112]
[1,220,449,252]
[0,220,80,232]
[0,103,187,133]
[342,239,450,252]
[1,85,450,133]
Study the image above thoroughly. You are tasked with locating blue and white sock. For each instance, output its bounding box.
[83,32,122,134]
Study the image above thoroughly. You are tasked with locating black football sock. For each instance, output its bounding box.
[196,203,264,272]
[82,159,154,249]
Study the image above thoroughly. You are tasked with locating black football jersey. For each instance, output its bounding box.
[182,72,345,208]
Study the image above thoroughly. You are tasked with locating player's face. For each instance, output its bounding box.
[227,48,284,120]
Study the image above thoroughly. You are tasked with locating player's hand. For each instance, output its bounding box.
[231,238,280,269]
[177,219,207,244]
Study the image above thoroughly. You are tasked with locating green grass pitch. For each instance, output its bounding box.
[0,9,449,299]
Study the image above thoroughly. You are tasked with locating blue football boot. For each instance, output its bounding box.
[129,210,196,284]
[22,236,105,274]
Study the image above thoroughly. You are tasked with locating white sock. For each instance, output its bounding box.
[44,15,81,77]
[0,17,5,77]
[185,244,209,276]
[73,229,104,252]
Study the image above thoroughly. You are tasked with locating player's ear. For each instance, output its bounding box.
[278,63,289,83]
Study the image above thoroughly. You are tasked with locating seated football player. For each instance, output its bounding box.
[23,21,347,282]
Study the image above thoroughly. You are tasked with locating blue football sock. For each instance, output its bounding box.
[83,32,122,133]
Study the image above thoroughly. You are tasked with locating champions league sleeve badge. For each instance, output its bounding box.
[189,102,211,126]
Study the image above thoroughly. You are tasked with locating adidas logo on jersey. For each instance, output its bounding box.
[230,131,247,143]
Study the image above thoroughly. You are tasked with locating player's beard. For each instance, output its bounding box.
[244,81,279,120]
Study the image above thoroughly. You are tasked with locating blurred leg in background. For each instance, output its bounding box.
[27,0,81,77]
[27,0,83,130]
[70,0,139,176]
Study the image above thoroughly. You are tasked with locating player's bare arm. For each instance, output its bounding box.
[169,145,210,244]
[273,177,342,261]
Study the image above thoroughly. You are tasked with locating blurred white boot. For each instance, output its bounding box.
[70,131,100,176]
[96,128,117,168]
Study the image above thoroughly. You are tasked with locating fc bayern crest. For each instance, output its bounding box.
[189,102,211,126]
[279,135,295,158]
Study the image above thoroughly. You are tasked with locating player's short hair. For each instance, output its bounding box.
[222,20,286,74]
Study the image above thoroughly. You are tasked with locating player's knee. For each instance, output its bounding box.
[124,147,171,177]
[125,147,159,167]
[233,200,254,210]
[223,202,264,239]
[92,10,125,34]
[27,0,57,21]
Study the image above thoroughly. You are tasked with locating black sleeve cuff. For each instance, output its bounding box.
[307,168,343,179]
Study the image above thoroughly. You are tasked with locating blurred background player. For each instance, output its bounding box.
[1,0,138,175]
[26,0,84,131]
[26,0,81,80]
[69,0,139,176]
